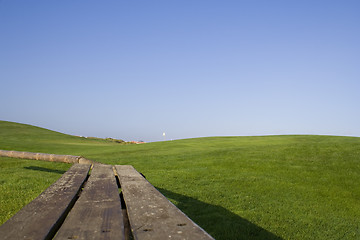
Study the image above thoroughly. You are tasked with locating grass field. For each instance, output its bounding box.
[1,120,360,239]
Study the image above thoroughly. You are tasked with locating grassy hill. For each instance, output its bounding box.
[1,120,359,239]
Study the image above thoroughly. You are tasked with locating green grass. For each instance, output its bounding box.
[1,120,360,239]
[0,157,71,224]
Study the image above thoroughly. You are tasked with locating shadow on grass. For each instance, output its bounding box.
[156,187,283,240]
[24,166,66,174]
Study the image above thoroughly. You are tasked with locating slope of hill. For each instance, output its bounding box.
[0,120,122,155]
[1,120,360,240]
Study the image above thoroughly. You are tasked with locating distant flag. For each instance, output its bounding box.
[163,132,166,141]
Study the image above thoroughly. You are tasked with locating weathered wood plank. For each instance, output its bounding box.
[115,165,214,240]
[0,164,91,240]
[54,164,125,240]
[0,149,92,164]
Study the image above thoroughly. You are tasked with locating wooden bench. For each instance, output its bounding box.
[0,164,214,240]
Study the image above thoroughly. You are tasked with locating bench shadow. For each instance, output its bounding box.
[24,166,67,174]
[156,187,283,240]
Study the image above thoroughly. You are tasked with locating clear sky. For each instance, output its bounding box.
[1,1,359,142]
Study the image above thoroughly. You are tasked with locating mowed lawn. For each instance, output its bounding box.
[1,121,359,239]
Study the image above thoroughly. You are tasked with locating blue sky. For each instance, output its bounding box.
[1,1,359,142]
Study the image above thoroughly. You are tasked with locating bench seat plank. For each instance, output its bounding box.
[54,164,125,240]
[115,165,214,240]
[0,164,91,240]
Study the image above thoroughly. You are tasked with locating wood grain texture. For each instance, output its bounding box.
[0,149,92,164]
[54,164,125,240]
[0,164,91,240]
[115,165,214,240]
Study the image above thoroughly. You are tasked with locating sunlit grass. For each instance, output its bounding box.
[1,121,360,239]
[0,157,70,224]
